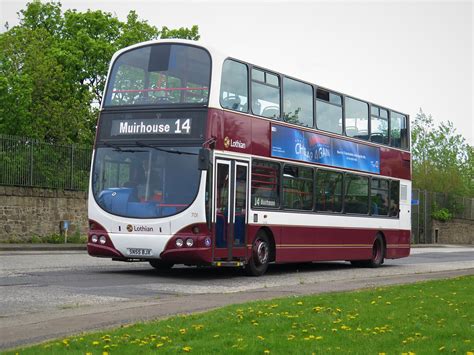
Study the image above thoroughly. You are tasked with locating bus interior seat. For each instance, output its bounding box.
[222,95,241,110]
[345,126,358,137]
[262,106,280,118]
[354,130,369,140]
[371,133,384,143]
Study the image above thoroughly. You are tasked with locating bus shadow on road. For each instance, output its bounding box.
[99,261,360,280]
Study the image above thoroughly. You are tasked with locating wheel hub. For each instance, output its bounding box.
[255,240,269,265]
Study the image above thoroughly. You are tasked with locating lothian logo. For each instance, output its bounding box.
[224,136,246,149]
[224,136,230,148]
[126,224,154,232]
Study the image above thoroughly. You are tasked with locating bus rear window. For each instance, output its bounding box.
[104,44,211,107]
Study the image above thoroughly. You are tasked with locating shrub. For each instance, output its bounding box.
[431,208,453,222]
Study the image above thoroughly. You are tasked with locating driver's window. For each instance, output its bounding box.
[220,60,248,112]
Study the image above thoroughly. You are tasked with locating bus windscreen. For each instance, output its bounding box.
[104,44,211,107]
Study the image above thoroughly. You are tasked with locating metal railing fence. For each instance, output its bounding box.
[411,188,474,243]
[0,134,92,190]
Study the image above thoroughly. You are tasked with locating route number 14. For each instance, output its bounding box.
[174,119,191,134]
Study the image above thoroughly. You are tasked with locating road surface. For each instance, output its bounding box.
[0,246,473,350]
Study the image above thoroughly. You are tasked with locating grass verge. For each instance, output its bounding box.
[6,276,473,354]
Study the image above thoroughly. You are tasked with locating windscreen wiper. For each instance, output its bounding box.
[101,141,144,153]
[135,141,198,156]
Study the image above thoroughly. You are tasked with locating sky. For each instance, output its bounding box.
[1,0,473,145]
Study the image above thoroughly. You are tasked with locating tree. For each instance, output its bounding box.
[411,108,472,197]
[0,1,200,144]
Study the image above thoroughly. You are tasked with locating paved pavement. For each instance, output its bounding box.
[0,245,473,350]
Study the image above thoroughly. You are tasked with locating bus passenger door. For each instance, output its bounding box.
[214,159,248,262]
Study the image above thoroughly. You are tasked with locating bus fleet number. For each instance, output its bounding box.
[174,119,191,134]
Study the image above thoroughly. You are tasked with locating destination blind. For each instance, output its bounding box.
[96,109,207,142]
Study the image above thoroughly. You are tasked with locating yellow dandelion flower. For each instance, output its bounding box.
[182,346,192,352]
[371,301,376,305]
[379,353,386,355]
[156,343,164,348]
[86,353,92,355]
[179,328,187,334]
[297,301,303,305]
[264,350,270,354]
[103,352,109,355]
[316,336,323,340]
[466,352,473,355]
[439,346,445,351]
[386,302,392,305]
[213,334,220,338]
[92,341,100,345]
[257,335,265,340]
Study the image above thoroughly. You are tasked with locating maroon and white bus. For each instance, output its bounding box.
[88,39,411,276]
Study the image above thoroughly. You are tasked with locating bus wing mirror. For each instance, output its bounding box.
[198,148,210,171]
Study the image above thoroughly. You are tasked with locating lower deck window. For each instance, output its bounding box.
[315,170,343,212]
[344,174,369,214]
[282,164,313,210]
[251,160,280,208]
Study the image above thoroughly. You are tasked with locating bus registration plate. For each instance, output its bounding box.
[127,248,152,256]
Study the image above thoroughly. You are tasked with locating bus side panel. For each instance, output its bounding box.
[386,229,411,259]
[268,226,409,263]
[275,226,372,263]
[380,147,411,180]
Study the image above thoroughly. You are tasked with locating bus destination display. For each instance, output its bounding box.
[111,118,192,136]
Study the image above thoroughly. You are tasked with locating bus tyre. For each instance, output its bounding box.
[245,232,270,276]
[352,235,385,268]
[149,260,174,270]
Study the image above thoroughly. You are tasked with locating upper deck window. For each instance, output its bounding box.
[390,111,409,149]
[220,59,248,112]
[251,68,280,119]
[316,89,343,134]
[104,44,211,107]
[283,77,313,128]
[371,106,389,144]
[345,97,369,140]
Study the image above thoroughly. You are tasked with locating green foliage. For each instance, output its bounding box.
[411,109,473,197]
[431,207,453,222]
[0,1,200,145]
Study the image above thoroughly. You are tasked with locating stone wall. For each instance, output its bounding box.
[432,218,474,245]
[0,186,87,242]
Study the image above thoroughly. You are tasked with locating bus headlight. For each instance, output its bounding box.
[99,235,107,245]
[175,238,184,248]
[91,235,98,243]
[186,238,194,247]
[203,237,211,247]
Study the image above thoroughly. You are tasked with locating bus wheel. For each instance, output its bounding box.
[351,235,385,268]
[245,232,270,276]
[149,260,174,270]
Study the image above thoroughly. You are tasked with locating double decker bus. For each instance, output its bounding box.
[88,39,411,276]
